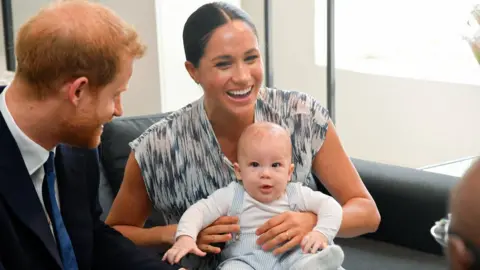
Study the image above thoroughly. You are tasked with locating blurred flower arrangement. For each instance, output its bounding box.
[430,214,451,247]
[465,4,480,64]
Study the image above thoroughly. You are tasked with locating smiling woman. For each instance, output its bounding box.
[105,2,380,270]
[182,4,262,127]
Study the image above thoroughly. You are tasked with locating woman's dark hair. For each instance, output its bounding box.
[182,2,258,68]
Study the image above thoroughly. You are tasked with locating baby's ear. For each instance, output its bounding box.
[234,162,242,181]
[287,163,295,182]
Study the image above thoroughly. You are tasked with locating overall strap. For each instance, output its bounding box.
[286,182,301,212]
[227,181,245,242]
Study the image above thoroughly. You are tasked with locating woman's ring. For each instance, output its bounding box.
[285,231,291,240]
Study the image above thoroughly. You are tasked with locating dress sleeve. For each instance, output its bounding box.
[308,96,330,157]
[128,125,165,205]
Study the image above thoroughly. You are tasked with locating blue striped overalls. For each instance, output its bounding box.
[216,182,345,270]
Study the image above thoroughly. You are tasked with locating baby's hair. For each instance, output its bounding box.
[237,122,292,160]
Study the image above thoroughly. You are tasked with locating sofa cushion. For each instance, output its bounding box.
[99,113,169,196]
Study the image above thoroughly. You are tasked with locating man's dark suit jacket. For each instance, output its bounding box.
[0,86,179,270]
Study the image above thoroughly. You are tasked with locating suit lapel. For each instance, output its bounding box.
[0,111,63,268]
[55,145,93,269]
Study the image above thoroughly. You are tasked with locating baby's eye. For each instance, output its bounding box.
[272,162,281,168]
[249,162,260,167]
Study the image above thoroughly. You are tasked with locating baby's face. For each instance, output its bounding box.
[234,138,294,204]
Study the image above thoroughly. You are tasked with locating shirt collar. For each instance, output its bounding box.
[0,85,51,175]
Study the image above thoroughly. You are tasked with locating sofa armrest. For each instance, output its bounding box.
[352,158,457,255]
[315,158,458,255]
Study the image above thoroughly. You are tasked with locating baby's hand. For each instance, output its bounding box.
[162,235,206,264]
[300,231,329,254]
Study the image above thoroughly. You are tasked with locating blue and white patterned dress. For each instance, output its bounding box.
[130,87,330,269]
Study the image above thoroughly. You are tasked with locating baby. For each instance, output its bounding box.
[163,122,345,270]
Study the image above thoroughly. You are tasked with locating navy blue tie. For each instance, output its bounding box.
[44,151,79,270]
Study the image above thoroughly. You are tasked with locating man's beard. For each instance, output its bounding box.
[61,117,104,149]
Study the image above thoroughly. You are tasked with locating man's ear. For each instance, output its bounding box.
[185,61,200,85]
[66,77,89,106]
[448,235,473,270]
[287,163,295,182]
[234,162,242,181]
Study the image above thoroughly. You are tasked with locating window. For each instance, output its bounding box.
[315,0,480,85]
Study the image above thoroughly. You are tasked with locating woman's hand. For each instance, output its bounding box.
[256,211,316,255]
[196,216,240,254]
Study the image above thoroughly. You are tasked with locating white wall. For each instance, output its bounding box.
[336,70,480,168]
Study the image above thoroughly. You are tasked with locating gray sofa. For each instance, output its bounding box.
[96,113,457,270]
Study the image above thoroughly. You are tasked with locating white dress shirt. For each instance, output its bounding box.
[0,85,60,236]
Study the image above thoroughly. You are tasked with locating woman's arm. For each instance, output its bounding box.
[313,120,381,238]
[105,152,177,246]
